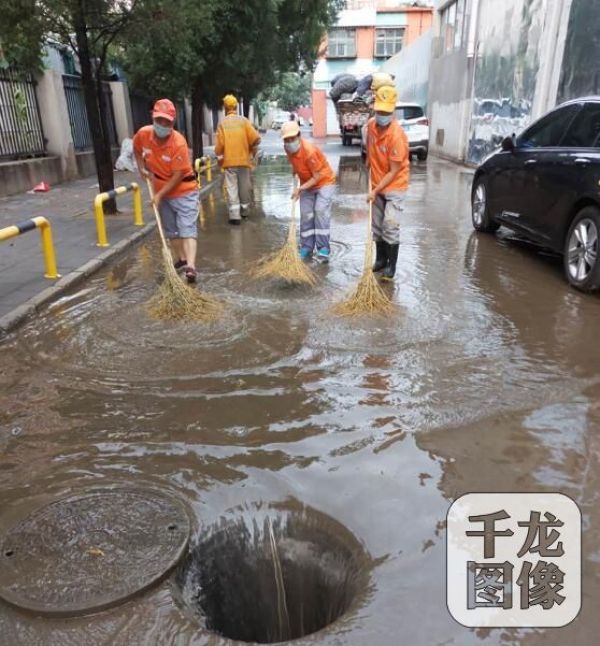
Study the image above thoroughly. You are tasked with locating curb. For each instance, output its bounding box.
[0,175,223,336]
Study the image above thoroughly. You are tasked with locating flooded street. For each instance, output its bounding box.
[1,151,599,645]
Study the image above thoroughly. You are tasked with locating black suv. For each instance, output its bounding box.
[471,97,600,291]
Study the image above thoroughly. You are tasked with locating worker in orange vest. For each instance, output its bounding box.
[215,94,261,225]
[281,120,336,262]
[365,85,409,280]
[133,98,199,283]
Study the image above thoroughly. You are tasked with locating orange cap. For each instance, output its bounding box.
[152,98,176,122]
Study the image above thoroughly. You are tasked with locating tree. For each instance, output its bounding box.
[119,0,343,157]
[266,73,312,112]
[2,1,143,213]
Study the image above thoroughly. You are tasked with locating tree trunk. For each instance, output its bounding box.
[73,4,116,213]
[242,96,250,118]
[191,83,205,160]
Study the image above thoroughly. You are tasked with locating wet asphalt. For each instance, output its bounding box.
[0,139,599,645]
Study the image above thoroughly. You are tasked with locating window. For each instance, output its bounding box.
[517,105,580,148]
[327,28,357,58]
[375,28,405,58]
[441,0,466,52]
[396,106,424,121]
[560,103,600,147]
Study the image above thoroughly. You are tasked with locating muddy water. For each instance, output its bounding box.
[1,153,599,645]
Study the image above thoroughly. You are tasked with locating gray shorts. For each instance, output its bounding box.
[158,190,199,239]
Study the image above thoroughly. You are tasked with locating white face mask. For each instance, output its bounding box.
[153,123,172,138]
[284,140,300,154]
[375,114,392,127]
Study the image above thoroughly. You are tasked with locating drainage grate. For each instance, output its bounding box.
[0,488,190,616]
[175,501,370,643]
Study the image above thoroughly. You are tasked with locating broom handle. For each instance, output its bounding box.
[145,178,170,251]
[286,177,300,244]
[365,175,374,271]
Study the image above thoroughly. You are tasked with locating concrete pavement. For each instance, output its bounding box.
[0,169,222,333]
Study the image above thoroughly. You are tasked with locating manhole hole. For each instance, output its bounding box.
[0,488,190,617]
[175,501,370,643]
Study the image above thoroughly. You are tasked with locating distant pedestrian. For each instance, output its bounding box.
[365,85,409,281]
[215,94,261,224]
[281,121,336,263]
[133,98,199,283]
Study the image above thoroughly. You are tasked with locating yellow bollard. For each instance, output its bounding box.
[131,183,144,226]
[93,193,109,247]
[206,158,213,183]
[195,158,202,188]
[94,184,145,246]
[0,217,60,279]
[33,217,60,278]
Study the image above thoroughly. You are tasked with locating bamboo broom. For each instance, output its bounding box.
[332,179,395,317]
[251,181,316,286]
[145,179,223,321]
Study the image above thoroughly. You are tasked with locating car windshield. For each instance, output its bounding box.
[395,106,424,121]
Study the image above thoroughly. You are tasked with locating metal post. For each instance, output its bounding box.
[131,182,144,226]
[206,158,213,183]
[0,217,60,279]
[195,158,202,188]
[94,193,109,247]
[33,217,60,278]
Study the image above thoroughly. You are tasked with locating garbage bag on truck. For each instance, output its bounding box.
[371,72,395,91]
[356,74,373,97]
[114,138,137,172]
[329,75,358,102]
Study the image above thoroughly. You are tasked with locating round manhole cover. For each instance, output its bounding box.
[0,488,190,616]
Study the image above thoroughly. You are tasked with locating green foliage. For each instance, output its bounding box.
[265,73,311,112]
[0,1,45,72]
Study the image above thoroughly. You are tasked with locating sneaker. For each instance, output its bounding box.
[184,266,197,284]
[174,259,187,272]
[299,247,312,259]
[316,248,330,263]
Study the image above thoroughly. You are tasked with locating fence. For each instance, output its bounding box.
[63,74,118,150]
[0,70,46,161]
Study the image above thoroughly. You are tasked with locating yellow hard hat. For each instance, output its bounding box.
[280,121,300,139]
[223,94,238,111]
[373,85,397,114]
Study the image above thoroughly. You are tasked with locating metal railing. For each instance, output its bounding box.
[194,156,218,188]
[0,217,59,279]
[0,70,46,160]
[94,183,144,247]
[63,75,118,150]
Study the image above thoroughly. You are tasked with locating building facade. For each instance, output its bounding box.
[429,0,600,165]
[311,1,433,137]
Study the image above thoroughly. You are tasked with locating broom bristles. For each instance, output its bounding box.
[145,179,223,321]
[332,183,395,317]
[147,246,223,321]
[252,207,316,286]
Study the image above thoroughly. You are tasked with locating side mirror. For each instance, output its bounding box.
[501,135,515,152]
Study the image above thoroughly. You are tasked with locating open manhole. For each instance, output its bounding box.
[0,488,190,616]
[175,501,371,643]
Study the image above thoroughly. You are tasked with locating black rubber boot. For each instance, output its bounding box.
[381,244,399,281]
[372,241,388,273]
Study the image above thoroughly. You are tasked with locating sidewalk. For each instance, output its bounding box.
[0,169,221,333]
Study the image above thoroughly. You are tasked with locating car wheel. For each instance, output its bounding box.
[417,149,428,161]
[564,206,600,291]
[471,178,499,233]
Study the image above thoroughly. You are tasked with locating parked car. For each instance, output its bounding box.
[471,97,600,292]
[361,102,430,161]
